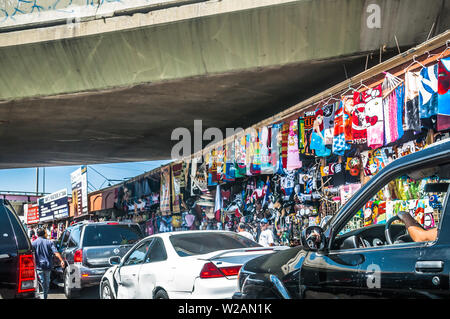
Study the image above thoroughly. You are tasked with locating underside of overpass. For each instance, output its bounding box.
[0,0,448,168]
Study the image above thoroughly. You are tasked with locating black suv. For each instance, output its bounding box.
[234,139,450,299]
[0,199,36,299]
[54,221,143,298]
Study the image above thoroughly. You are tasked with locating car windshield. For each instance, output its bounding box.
[169,232,261,257]
[82,224,143,247]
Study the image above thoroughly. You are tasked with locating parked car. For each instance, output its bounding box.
[0,199,37,299]
[234,139,450,299]
[53,220,143,298]
[99,230,286,299]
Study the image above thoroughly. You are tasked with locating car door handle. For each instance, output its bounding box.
[415,261,444,273]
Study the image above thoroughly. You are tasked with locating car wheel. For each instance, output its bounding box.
[154,289,169,299]
[64,269,80,299]
[100,280,115,299]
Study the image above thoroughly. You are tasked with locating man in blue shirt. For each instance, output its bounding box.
[32,228,65,299]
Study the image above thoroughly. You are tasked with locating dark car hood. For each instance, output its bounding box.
[242,245,307,278]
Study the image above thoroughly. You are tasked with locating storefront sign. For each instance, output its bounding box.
[71,166,88,217]
[25,203,39,225]
[38,189,69,222]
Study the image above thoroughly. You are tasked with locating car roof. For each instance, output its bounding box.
[144,229,237,240]
[70,220,140,228]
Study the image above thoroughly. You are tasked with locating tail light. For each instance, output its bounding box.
[200,262,242,279]
[74,249,83,263]
[219,266,242,277]
[17,254,36,293]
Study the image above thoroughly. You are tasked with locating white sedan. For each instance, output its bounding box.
[99,230,282,299]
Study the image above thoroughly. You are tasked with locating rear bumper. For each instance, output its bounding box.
[79,266,109,288]
[190,276,238,299]
[54,265,109,289]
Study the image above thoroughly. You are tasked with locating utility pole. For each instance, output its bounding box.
[43,167,45,194]
[36,167,39,196]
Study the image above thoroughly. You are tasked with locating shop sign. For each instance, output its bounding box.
[25,203,40,225]
[38,188,69,222]
[71,165,88,217]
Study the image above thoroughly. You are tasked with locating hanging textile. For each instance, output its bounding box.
[404,71,422,133]
[298,117,306,152]
[287,119,302,171]
[216,143,225,182]
[206,148,218,186]
[364,84,384,149]
[171,163,183,213]
[322,103,336,147]
[281,123,289,169]
[224,140,236,182]
[160,165,171,215]
[191,156,208,195]
[302,111,316,156]
[419,63,439,129]
[250,129,261,175]
[310,108,331,157]
[342,96,355,143]
[437,57,450,131]
[332,100,351,155]
[235,135,246,178]
[260,126,273,174]
[270,124,282,174]
[352,91,369,145]
[395,84,405,140]
[245,133,253,175]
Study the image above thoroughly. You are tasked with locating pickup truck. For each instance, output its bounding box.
[234,139,450,299]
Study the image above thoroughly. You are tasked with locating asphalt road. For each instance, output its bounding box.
[44,285,100,299]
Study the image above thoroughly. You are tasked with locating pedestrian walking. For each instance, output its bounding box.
[258,218,275,247]
[32,228,65,299]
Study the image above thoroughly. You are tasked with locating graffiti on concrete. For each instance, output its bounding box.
[0,0,150,25]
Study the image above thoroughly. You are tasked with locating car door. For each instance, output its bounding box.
[354,187,450,298]
[137,237,169,299]
[116,239,153,299]
[301,158,450,298]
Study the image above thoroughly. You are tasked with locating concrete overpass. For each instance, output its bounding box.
[0,0,448,168]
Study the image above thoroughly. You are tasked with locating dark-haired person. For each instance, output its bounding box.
[32,228,65,299]
[237,223,255,241]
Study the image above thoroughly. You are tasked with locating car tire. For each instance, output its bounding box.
[154,289,169,299]
[64,269,80,299]
[100,280,115,299]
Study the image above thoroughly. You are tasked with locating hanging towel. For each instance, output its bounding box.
[437,57,450,131]
[303,111,316,156]
[332,101,351,155]
[250,129,261,175]
[270,124,281,174]
[235,135,246,178]
[281,123,289,169]
[287,119,302,171]
[342,96,355,144]
[352,91,368,145]
[224,140,236,182]
[322,103,336,147]
[310,108,331,157]
[363,85,384,149]
[260,126,273,174]
[404,71,422,132]
[419,64,439,129]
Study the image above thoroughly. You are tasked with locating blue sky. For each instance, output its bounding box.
[0,160,172,195]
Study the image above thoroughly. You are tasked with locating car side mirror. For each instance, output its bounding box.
[109,256,121,266]
[301,226,327,252]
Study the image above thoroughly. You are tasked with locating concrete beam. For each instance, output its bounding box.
[0,0,447,101]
